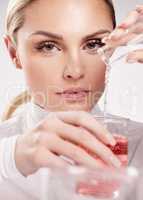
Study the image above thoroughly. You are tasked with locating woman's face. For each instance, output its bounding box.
[15,0,113,112]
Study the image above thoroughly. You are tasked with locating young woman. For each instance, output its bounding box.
[0,0,143,199]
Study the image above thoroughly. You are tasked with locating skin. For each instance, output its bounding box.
[4,1,143,177]
[6,0,113,112]
[103,5,143,63]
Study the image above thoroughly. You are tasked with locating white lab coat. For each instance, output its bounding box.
[0,102,142,200]
[0,102,49,200]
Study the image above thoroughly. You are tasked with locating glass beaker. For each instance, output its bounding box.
[39,115,141,200]
[40,165,138,200]
[93,115,143,166]
[97,26,143,121]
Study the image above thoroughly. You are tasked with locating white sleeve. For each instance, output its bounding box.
[0,135,25,182]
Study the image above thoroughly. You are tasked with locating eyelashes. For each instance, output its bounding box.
[34,38,105,54]
[35,41,61,53]
[83,38,105,52]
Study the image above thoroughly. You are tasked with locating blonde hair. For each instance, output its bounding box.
[1,91,31,121]
[2,0,116,121]
[2,0,35,121]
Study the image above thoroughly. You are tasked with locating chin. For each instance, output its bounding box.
[44,102,95,112]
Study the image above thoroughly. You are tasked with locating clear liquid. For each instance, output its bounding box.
[103,63,111,118]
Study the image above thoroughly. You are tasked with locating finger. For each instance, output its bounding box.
[128,21,143,34]
[107,11,140,40]
[53,121,121,168]
[117,15,143,35]
[107,26,140,42]
[102,33,136,48]
[126,49,143,63]
[118,10,139,28]
[109,28,128,40]
[49,135,106,169]
[55,111,116,146]
[136,5,143,14]
[34,148,70,169]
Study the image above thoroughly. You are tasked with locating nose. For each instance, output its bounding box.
[63,52,84,81]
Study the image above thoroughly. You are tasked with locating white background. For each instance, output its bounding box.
[0,0,143,121]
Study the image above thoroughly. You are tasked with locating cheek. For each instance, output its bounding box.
[83,55,106,90]
[19,53,64,90]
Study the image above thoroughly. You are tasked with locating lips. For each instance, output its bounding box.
[56,88,90,94]
[56,88,90,101]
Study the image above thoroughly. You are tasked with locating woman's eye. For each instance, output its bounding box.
[83,39,105,52]
[36,41,61,53]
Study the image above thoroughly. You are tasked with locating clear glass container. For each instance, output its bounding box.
[94,116,143,167]
[40,166,138,200]
[39,116,142,200]
[97,29,143,121]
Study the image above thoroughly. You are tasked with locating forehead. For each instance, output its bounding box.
[20,0,113,38]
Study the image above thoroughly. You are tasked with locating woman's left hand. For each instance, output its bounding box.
[103,5,143,63]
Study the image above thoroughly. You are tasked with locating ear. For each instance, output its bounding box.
[3,35,22,70]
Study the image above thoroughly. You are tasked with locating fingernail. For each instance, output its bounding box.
[110,156,121,168]
[118,23,128,29]
[110,139,116,146]
[107,134,116,146]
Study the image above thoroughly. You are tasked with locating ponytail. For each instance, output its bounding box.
[1,90,31,121]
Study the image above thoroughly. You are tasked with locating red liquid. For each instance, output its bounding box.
[107,135,128,167]
[76,135,128,198]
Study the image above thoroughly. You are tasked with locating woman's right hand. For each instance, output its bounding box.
[15,111,121,176]
[102,5,143,63]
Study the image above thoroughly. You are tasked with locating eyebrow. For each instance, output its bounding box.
[31,31,63,40]
[83,30,111,41]
[30,29,111,41]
